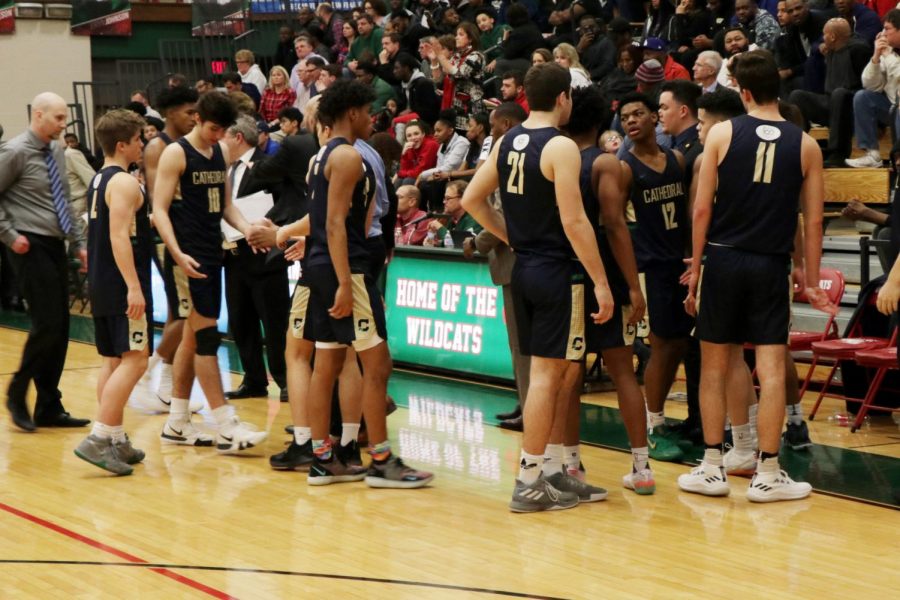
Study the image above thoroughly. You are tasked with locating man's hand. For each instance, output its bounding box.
[840,199,868,221]
[176,251,206,279]
[379,49,389,64]
[627,287,646,325]
[126,286,146,320]
[247,217,278,249]
[590,283,614,324]
[462,237,476,259]
[77,247,88,273]
[427,219,443,233]
[576,32,595,53]
[484,59,496,73]
[791,265,806,290]
[679,257,693,285]
[10,235,29,255]
[807,286,839,315]
[329,282,353,318]
[779,68,793,80]
[874,31,889,63]
[284,238,306,261]
[876,278,900,315]
[692,35,713,49]
[684,269,700,316]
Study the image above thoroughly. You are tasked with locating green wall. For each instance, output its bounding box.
[91,22,192,59]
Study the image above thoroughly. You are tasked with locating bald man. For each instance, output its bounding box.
[0,92,90,431]
[788,18,871,167]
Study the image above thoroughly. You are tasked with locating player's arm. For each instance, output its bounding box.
[688,150,702,216]
[107,174,146,320]
[686,122,728,315]
[461,136,508,243]
[142,137,165,200]
[799,133,838,315]
[152,144,204,279]
[275,214,310,247]
[324,146,359,318]
[546,136,612,324]
[597,155,644,324]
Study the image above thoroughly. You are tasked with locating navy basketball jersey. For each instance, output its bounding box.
[87,166,153,316]
[497,125,572,260]
[170,137,226,260]
[579,146,604,232]
[709,115,803,255]
[622,147,688,269]
[306,137,376,270]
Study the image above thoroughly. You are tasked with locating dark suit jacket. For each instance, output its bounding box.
[250,133,318,226]
[231,148,283,273]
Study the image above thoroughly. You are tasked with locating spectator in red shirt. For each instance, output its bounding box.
[259,66,297,125]
[396,121,439,184]
[395,185,431,245]
[642,37,691,80]
[500,71,530,113]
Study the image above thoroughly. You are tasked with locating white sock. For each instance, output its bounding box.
[632,446,649,472]
[340,423,361,446]
[757,452,780,474]
[786,402,803,426]
[212,404,236,427]
[542,444,564,476]
[110,425,126,444]
[147,353,162,373]
[703,447,723,467]
[564,445,580,472]
[647,410,665,430]
[293,426,312,446]
[749,402,759,443]
[91,422,116,440]
[518,450,543,484]
[733,423,753,452]
[869,149,882,159]
[168,397,190,422]
[158,364,173,399]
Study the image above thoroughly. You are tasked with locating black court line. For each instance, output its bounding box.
[0,560,569,599]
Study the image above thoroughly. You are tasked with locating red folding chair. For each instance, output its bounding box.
[808,287,897,422]
[850,346,900,432]
[792,269,845,397]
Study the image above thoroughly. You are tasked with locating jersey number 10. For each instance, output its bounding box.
[208,188,221,213]
[506,151,525,195]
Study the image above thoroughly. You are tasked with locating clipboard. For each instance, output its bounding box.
[221,190,274,242]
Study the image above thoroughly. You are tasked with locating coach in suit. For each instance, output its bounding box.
[221,116,290,401]
[0,92,90,431]
[250,126,319,227]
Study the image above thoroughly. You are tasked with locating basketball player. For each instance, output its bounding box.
[681,51,836,502]
[463,63,614,512]
[568,86,656,494]
[74,109,152,475]
[303,80,433,487]
[133,85,199,412]
[153,91,268,453]
[618,92,692,463]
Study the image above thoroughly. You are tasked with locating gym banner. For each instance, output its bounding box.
[192,0,248,37]
[71,0,131,36]
[385,250,514,382]
[0,1,14,34]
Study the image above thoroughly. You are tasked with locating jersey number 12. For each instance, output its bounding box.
[662,202,678,230]
[506,151,525,195]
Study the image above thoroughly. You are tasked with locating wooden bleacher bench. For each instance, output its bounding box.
[823,167,890,218]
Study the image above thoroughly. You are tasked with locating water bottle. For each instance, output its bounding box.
[443,231,454,248]
[394,225,402,246]
[425,230,436,246]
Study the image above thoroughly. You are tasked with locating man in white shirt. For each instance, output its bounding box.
[234,49,268,96]
[693,51,723,94]
[130,90,162,119]
[289,35,328,93]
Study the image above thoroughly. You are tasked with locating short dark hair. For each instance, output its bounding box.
[501,71,525,88]
[492,102,527,126]
[617,91,658,117]
[278,106,303,123]
[96,108,145,156]
[366,0,388,16]
[306,56,327,69]
[696,88,746,119]
[357,61,378,76]
[317,80,376,124]
[323,63,343,78]
[506,3,528,27]
[567,85,609,136]
[723,25,749,39]
[436,109,457,129]
[169,73,188,87]
[660,80,702,118]
[145,116,165,131]
[885,8,900,29]
[156,85,198,114]
[124,101,147,116]
[394,52,420,71]
[196,91,238,127]
[469,112,490,131]
[222,71,243,85]
[524,63,571,112]
[385,31,402,44]
[733,50,780,104]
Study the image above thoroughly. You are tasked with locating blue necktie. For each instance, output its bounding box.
[43,146,73,236]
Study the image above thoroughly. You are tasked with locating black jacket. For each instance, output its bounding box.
[501,23,546,61]
[251,133,318,226]
[775,9,832,78]
[403,75,440,126]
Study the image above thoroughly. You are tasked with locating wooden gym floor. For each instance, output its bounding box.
[0,320,898,599]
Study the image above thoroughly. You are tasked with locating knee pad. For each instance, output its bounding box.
[195,326,222,356]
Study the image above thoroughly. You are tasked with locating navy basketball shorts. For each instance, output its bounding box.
[641,261,695,340]
[696,244,792,345]
[305,263,387,351]
[585,275,637,353]
[172,257,223,320]
[161,247,187,320]
[511,257,585,361]
[94,312,153,358]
